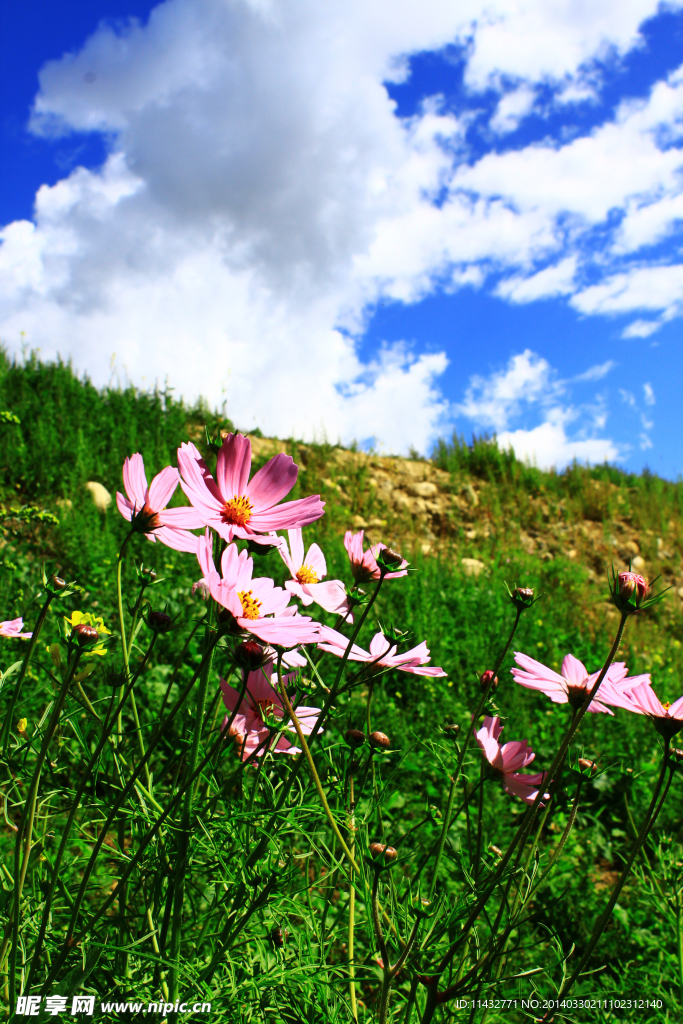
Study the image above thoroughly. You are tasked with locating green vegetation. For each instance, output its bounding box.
[0,350,682,1023]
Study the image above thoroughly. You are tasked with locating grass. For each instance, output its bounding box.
[0,349,681,1023]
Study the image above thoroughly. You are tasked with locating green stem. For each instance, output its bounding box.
[560,746,671,998]
[1,592,54,755]
[429,774,457,898]
[348,773,358,1023]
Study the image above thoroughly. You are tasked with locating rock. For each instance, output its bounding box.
[625,540,640,555]
[463,484,479,508]
[86,482,111,511]
[461,558,485,577]
[408,481,438,498]
[367,518,387,528]
[420,542,432,555]
[464,529,477,540]
[631,555,646,571]
[566,549,577,559]
[351,515,368,529]
[677,587,683,599]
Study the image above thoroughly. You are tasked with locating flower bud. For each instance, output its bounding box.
[671,748,683,763]
[235,640,265,670]
[72,623,99,647]
[148,611,172,633]
[17,718,27,736]
[369,842,397,863]
[443,723,460,738]
[577,757,598,775]
[345,728,366,748]
[480,670,498,691]
[618,571,648,605]
[271,926,285,948]
[51,575,66,591]
[489,845,503,857]
[376,547,405,573]
[511,586,535,609]
[142,568,157,582]
[369,731,390,750]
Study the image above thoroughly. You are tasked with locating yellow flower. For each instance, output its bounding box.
[63,611,111,657]
[17,718,27,734]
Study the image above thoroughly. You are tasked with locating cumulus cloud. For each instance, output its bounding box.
[1,0,682,455]
[455,350,619,469]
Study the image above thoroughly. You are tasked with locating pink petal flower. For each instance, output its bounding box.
[343,530,408,583]
[0,618,32,639]
[220,663,321,760]
[117,452,203,551]
[511,652,645,715]
[195,535,319,648]
[599,678,683,737]
[276,529,351,616]
[179,434,324,545]
[475,716,549,806]
[317,627,446,676]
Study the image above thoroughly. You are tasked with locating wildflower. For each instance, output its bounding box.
[475,716,549,805]
[598,679,683,740]
[317,627,446,676]
[178,435,324,545]
[0,618,32,640]
[343,530,408,583]
[275,529,351,616]
[220,663,321,760]
[196,531,320,647]
[511,652,649,714]
[63,611,111,657]
[116,453,203,552]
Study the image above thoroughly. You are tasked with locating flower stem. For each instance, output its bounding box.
[1,592,54,756]
[559,745,671,998]
[348,773,358,1022]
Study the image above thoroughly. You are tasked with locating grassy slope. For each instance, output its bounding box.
[0,350,682,1016]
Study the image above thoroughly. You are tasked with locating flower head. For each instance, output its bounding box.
[475,716,549,805]
[117,453,203,553]
[196,531,319,647]
[276,529,351,617]
[0,618,32,640]
[343,530,408,583]
[178,435,324,546]
[220,663,321,760]
[511,652,649,714]
[64,611,111,657]
[317,627,446,676]
[598,679,683,740]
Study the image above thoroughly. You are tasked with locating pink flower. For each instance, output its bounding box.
[0,618,32,639]
[343,530,408,583]
[617,570,649,605]
[178,435,324,546]
[511,652,650,715]
[196,531,320,647]
[317,627,446,676]
[475,716,549,805]
[275,529,351,617]
[220,663,321,760]
[598,679,683,739]
[116,453,203,553]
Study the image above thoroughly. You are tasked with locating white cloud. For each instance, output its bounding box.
[496,257,577,303]
[571,264,683,316]
[497,411,620,470]
[1,0,682,455]
[573,360,616,381]
[643,381,655,405]
[622,318,663,338]
[490,84,536,134]
[454,349,557,431]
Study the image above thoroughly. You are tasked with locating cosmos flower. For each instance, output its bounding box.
[275,529,351,616]
[178,434,324,545]
[116,453,202,552]
[598,678,683,739]
[220,663,321,760]
[317,627,446,676]
[0,618,32,640]
[475,716,549,805]
[343,530,408,583]
[511,652,650,714]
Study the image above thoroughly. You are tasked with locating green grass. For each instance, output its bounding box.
[0,349,681,1023]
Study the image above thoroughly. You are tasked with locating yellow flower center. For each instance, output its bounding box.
[663,701,671,711]
[222,495,253,527]
[256,699,276,723]
[238,590,262,620]
[296,563,319,585]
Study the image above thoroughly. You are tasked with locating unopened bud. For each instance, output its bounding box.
[489,845,503,857]
[345,728,366,748]
[369,842,397,863]
[377,547,405,571]
[617,571,649,607]
[17,718,27,736]
[671,748,683,763]
[511,586,535,609]
[235,640,265,671]
[578,757,598,775]
[72,623,99,647]
[480,670,498,691]
[443,723,460,738]
[148,611,172,633]
[271,927,284,948]
[369,731,390,750]
[142,568,157,582]
[51,575,66,591]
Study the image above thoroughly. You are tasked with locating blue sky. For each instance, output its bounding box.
[2,1,683,476]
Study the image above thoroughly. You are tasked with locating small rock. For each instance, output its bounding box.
[677,587,683,599]
[420,542,432,555]
[625,540,640,555]
[352,515,368,529]
[463,484,479,508]
[464,529,477,540]
[86,481,111,511]
[631,555,646,571]
[408,482,438,498]
[461,558,485,577]
[367,518,387,528]
[566,549,577,559]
